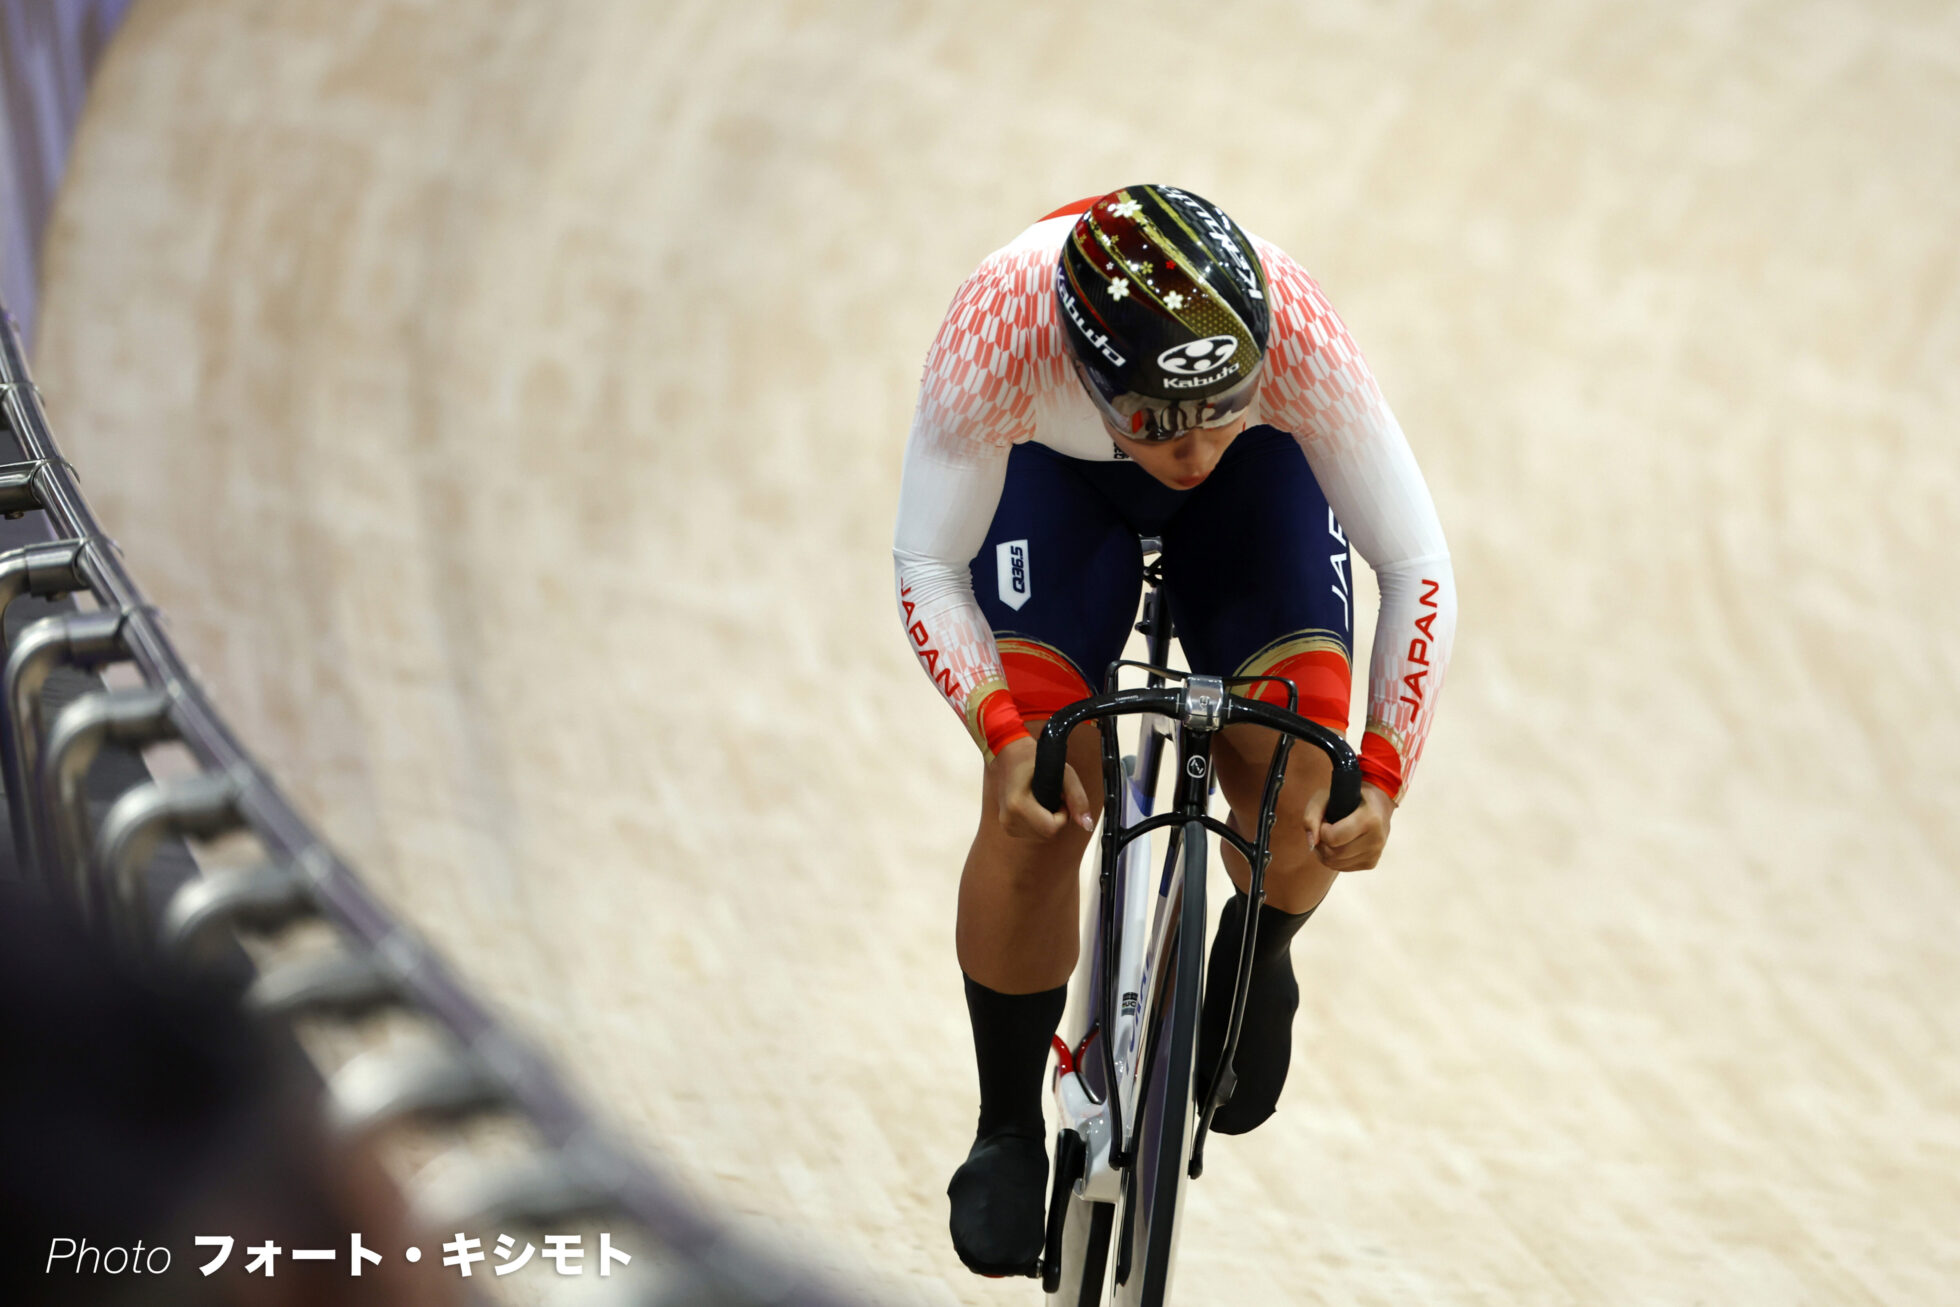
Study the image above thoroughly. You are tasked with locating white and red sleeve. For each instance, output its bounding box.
[1253,239,1457,801]
[891,238,1066,756]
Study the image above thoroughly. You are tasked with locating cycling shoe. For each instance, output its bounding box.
[947,1126,1047,1276]
[1198,893,1305,1136]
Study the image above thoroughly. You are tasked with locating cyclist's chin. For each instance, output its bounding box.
[1111,417,1244,490]
[1116,442,1213,491]
[1141,465,1212,491]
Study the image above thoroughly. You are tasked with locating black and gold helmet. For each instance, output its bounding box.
[1055,184,1271,441]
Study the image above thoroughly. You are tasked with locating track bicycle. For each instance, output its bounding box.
[1029,537,1361,1307]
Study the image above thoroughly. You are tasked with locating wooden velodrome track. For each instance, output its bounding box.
[32,2,1959,1302]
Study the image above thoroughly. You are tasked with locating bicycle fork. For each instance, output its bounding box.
[1051,758,1154,1206]
[1051,682,1223,1203]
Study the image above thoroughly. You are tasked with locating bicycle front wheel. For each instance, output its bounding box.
[1111,819,1206,1307]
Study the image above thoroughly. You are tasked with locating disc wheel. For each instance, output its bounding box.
[1110,821,1206,1307]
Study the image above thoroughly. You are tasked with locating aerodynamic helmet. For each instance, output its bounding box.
[1056,184,1271,441]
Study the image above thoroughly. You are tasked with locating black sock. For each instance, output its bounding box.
[1197,892,1312,1133]
[964,974,1068,1138]
[1246,893,1313,965]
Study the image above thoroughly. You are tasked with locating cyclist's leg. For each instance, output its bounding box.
[1212,747,1338,911]
[947,441,1145,1275]
[1161,425,1356,1133]
[957,721,1105,992]
[959,440,1148,993]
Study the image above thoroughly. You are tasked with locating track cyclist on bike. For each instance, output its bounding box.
[893,185,1456,1277]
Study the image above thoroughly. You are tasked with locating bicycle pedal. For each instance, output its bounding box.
[1040,1129,1086,1292]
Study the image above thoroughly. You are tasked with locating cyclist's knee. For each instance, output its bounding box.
[1215,733,1340,910]
[1218,726,1328,824]
[1259,849,1337,912]
[970,828,1089,898]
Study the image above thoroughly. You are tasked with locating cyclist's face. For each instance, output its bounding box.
[1109,416,1250,491]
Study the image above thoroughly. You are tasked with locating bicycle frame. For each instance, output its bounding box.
[1051,545,1179,1209]
[1038,539,1361,1301]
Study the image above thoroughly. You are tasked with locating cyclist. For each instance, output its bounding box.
[893,185,1455,1276]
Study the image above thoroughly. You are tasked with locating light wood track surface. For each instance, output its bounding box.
[34,2,1960,1302]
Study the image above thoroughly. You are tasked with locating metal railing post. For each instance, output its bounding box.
[39,684,175,911]
[0,607,130,878]
[94,768,245,943]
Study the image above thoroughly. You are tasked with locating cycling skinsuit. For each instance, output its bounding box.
[892,200,1455,800]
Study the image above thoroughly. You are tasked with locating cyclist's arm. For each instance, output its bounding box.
[892,238,1067,759]
[893,440,1090,836]
[1315,418,1455,802]
[891,433,1027,757]
[1253,238,1458,801]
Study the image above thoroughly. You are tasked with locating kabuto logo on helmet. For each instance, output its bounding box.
[1056,279,1126,369]
[1157,335,1239,377]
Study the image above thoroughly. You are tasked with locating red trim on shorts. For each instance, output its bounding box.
[998,638,1094,738]
[1237,647,1351,734]
[1040,196,1102,223]
[1360,733,1404,800]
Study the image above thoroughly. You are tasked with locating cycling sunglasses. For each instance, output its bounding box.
[1072,357,1263,443]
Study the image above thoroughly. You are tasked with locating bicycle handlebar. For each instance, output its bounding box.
[1031,687,1363,823]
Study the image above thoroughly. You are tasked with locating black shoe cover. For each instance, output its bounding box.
[947,1127,1048,1276]
[1197,894,1304,1136]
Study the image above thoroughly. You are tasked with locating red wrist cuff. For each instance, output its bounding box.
[977,689,1027,758]
[1359,732,1404,801]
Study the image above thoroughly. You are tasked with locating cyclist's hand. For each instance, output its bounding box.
[991,734,1093,840]
[1305,781,1394,872]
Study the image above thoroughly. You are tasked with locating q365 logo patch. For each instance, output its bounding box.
[996,539,1032,611]
[1157,336,1239,377]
